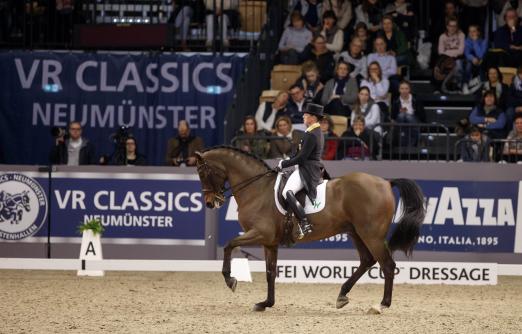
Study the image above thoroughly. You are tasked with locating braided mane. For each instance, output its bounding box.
[202,145,272,170]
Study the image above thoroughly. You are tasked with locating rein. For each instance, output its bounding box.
[222,169,275,199]
[197,159,275,200]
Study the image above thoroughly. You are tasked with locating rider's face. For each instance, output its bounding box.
[303,113,318,126]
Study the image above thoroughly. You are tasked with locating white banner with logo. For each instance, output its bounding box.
[268,261,497,285]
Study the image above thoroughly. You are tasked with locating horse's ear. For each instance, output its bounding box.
[195,151,204,162]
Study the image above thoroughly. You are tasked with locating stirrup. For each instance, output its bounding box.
[297,219,312,240]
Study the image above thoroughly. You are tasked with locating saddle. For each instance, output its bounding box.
[275,170,329,247]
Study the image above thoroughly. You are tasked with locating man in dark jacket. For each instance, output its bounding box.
[276,103,325,239]
[165,120,205,166]
[49,121,97,165]
[494,8,522,67]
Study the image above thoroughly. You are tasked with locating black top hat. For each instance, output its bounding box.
[303,103,324,119]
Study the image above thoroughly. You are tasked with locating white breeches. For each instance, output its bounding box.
[282,168,304,200]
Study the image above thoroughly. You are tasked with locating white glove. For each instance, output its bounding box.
[277,160,283,169]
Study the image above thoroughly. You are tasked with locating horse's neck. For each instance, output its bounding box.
[220,155,271,206]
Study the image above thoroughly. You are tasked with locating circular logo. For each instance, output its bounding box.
[0,173,48,240]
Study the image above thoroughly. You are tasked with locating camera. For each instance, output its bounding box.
[50,127,68,139]
[111,126,132,145]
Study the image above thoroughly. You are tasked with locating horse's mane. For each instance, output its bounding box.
[202,145,272,170]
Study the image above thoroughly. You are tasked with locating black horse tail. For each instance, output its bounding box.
[388,179,426,257]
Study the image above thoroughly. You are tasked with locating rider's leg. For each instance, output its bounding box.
[282,169,312,238]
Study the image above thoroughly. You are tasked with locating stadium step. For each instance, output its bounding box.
[424,106,472,127]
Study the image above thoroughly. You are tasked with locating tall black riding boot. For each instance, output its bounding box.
[285,190,312,239]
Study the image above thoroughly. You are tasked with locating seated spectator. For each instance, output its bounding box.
[338,36,368,81]
[384,0,415,39]
[354,22,372,54]
[361,61,390,118]
[355,0,383,34]
[376,15,410,67]
[478,67,509,110]
[301,35,336,83]
[493,8,522,67]
[165,120,205,166]
[235,116,268,158]
[391,80,425,123]
[469,90,507,139]
[438,16,465,61]
[255,91,289,132]
[433,16,465,89]
[111,136,147,166]
[507,65,522,129]
[391,80,425,146]
[502,114,522,162]
[459,126,490,162]
[50,121,96,165]
[297,61,325,101]
[269,116,304,158]
[287,84,308,129]
[287,0,323,33]
[320,61,358,117]
[321,0,353,30]
[320,115,339,160]
[350,86,382,134]
[169,0,204,51]
[279,11,313,65]
[367,36,398,80]
[204,0,239,50]
[320,10,344,54]
[462,24,488,90]
[338,115,380,160]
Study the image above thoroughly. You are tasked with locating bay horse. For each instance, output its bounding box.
[195,146,425,313]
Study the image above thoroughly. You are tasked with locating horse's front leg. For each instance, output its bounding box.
[253,245,278,312]
[222,229,263,292]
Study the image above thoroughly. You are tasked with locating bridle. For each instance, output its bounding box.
[196,158,275,201]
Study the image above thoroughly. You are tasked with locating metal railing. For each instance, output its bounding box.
[230,135,371,161]
[370,122,451,162]
[454,138,522,163]
[0,0,267,52]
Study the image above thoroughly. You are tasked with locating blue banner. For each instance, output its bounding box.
[0,172,205,242]
[0,51,246,165]
[219,180,522,253]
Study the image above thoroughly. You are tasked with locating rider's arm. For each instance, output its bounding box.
[281,133,316,168]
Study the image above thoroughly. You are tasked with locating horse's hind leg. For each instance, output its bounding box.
[336,232,376,309]
[222,229,263,292]
[361,237,396,314]
[253,245,278,312]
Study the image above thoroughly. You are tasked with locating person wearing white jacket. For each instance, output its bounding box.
[350,86,382,134]
[320,10,344,54]
[361,61,389,104]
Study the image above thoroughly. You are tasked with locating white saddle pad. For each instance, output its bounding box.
[274,172,328,215]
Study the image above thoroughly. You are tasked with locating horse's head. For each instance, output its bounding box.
[195,152,227,209]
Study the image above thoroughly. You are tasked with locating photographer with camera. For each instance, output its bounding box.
[49,121,96,165]
[110,136,147,166]
[165,120,205,166]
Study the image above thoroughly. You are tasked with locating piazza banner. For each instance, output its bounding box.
[220,180,522,253]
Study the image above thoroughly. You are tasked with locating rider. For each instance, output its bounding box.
[276,103,325,239]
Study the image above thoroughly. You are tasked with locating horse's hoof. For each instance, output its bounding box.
[336,295,349,309]
[366,304,387,315]
[228,277,237,292]
[252,303,266,312]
